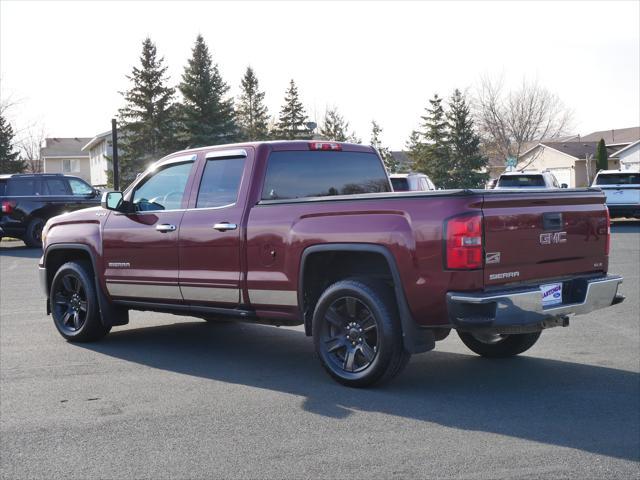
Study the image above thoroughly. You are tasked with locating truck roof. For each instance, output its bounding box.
[166,140,374,159]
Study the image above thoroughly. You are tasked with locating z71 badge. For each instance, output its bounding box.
[486,252,501,264]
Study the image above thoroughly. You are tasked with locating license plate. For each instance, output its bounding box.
[541,283,563,307]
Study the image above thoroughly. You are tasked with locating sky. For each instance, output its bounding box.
[1,0,639,150]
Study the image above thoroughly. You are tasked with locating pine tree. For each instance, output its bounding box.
[0,113,26,173]
[117,38,178,186]
[236,66,269,141]
[596,138,608,171]
[370,120,397,173]
[178,35,236,147]
[411,94,451,187]
[274,80,309,139]
[446,89,488,188]
[320,108,360,143]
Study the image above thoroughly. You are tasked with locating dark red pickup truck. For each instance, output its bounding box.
[39,141,624,386]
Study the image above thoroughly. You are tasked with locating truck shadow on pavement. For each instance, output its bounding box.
[80,320,640,462]
[611,220,640,233]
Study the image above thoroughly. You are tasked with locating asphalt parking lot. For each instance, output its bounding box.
[1,222,638,479]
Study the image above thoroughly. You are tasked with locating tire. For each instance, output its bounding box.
[312,278,410,387]
[24,217,45,248]
[457,330,541,358]
[50,261,111,342]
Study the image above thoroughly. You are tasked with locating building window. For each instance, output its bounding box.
[63,159,80,172]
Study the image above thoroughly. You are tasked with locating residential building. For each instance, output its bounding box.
[611,140,640,170]
[516,142,620,187]
[581,126,640,157]
[82,131,112,187]
[41,138,92,183]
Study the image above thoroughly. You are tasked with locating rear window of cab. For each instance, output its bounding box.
[261,151,390,200]
[595,173,640,185]
[497,175,545,187]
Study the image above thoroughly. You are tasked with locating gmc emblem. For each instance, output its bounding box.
[540,231,567,245]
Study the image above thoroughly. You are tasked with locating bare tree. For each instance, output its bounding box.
[475,76,573,166]
[18,124,46,173]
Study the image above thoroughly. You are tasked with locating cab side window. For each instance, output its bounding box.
[196,158,245,208]
[68,178,94,195]
[45,178,70,195]
[132,162,193,212]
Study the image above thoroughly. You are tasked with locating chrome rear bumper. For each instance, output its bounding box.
[447,275,624,332]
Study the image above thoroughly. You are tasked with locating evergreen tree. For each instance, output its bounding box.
[274,79,309,139]
[446,89,488,188]
[410,94,451,187]
[0,113,26,173]
[405,130,423,171]
[370,120,398,173]
[178,35,236,147]
[117,38,178,186]
[236,66,269,141]
[320,108,360,143]
[596,138,608,171]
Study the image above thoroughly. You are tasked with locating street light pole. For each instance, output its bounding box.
[111,118,119,191]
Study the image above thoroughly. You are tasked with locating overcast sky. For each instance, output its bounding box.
[1,0,639,150]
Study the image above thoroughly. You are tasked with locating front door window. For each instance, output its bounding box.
[132,161,194,211]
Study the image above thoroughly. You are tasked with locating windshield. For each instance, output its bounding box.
[595,173,640,185]
[391,178,410,191]
[497,175,545,187]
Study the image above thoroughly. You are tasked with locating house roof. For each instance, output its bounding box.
[82,131,111,152]
[540,142,599,159]
[41,137,92,158]
[581,126,640,145]
[611,139,640,158]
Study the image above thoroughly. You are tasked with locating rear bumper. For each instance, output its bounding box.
[447,275,624,333]
[0,217,26,237]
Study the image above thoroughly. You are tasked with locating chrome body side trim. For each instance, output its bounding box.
[248,289,298,307]
[180,286,239,304]
[106,282,183,300]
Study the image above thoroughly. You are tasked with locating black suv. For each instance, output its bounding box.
[0,174,101,248]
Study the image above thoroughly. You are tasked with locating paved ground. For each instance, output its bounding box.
[1,222,639,479]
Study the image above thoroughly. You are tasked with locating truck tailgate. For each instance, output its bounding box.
[482,190,608,287]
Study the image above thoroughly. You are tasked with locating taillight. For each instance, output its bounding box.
[1,200,15,214]
[308,142,342,151]
[445,213,483,270]
[605,208,610,255]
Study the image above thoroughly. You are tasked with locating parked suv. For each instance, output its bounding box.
[38,141,623,387]
[495,171,566,189]
[0,173,100,247]
[390,173,437,191]
[592,169,640,219]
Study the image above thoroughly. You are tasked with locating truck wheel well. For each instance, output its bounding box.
[301,251,394,335]
[45,249,94,292]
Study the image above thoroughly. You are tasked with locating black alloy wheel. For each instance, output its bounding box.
[319,296,379,374]
[52,272,88,334]
[313,279,410,387]
[50,261,111,342]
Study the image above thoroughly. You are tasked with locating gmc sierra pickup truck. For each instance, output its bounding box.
[39,141,625,387]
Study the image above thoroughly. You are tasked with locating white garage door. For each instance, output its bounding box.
[548,168,572,187]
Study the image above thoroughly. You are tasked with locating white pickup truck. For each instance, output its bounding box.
[592,169,640,219]
[494,171,566,190]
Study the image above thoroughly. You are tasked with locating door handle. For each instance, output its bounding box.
[213,222,237,231]
[156,224,177,232]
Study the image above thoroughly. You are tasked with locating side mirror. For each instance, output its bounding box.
[561,183,568,189]
[101,191,124,211]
